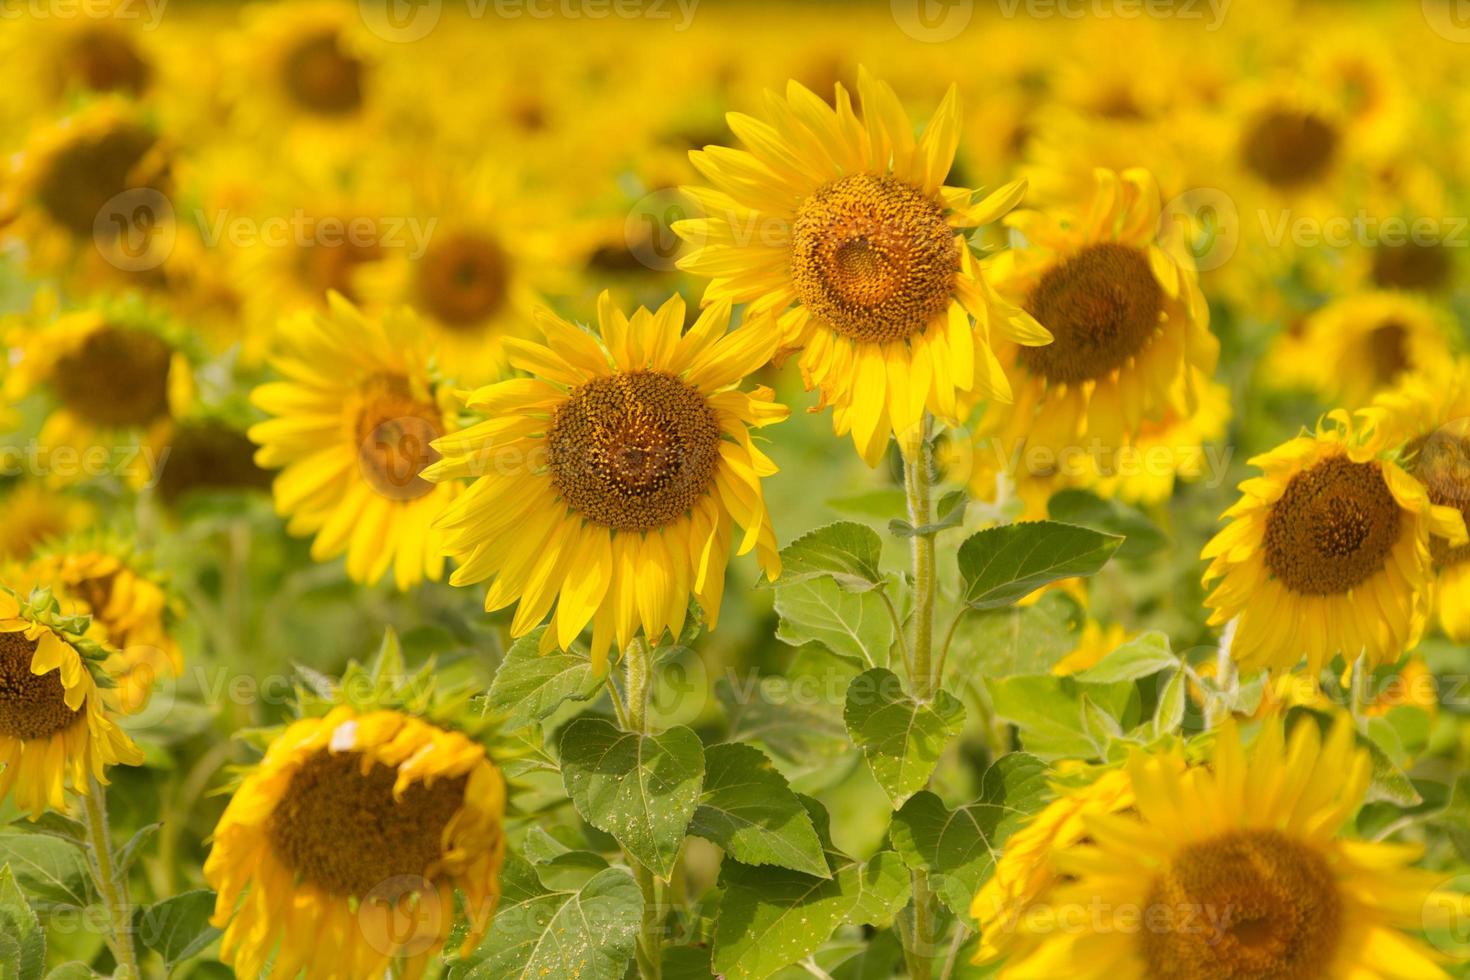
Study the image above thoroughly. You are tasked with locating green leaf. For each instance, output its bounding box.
[559,718,705,877]
[5,815,86,847]
[944,593,1081,681]
[458,856,642,980]
[889,491,967,538]
[0,834,94,909]
[716,648,856,773]
[889,754,1049,915]
[844,669,966,805]
[957,521,1122,611]
[775,522,885,593]
[0,866,45,980]
[1153,668,1188,737]
[41,966,97,980]
[134,890,220,968]
[489,628,604,730]
[774,575,894,668]
[985,675,1136,760]
[1047,489,1168,559]
[1074,632,1178,684]
[689,743,829,878]
[843,851,911,927]
[116,823,161,878]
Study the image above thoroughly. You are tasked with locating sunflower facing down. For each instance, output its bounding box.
[983,717,1470,978]
[205,705,507,980]
[425,292,785,671]
[1202,412,1466,675]
[674,68,1050,465]
[0,585,143,819]
[1362,361,1470,641]
[249,294,459,590]
[27,544,181,715]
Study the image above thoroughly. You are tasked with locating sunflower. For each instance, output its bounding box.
[26,544,181,715]
[971,767,1137,968]
[0,583,143,819]
[425,292,785,671]
[1202,412,1466,675]
[0,483,94,562]
[248,294,459,590]
[5,299,193,488]
[673,68,1050,465]
[985,716,1470,978]
[205,704,507,980]
[1362,361,1470,641]
[1264,291,1458,410]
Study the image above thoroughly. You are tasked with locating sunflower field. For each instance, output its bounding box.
[4,0,1470,977]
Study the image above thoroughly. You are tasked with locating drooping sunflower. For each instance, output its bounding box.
[1264,291,1458,409]
[27,542,181,715]
[0,583,143,819]
[5,298,193,488]
[986,716,1470,978]
[1202,412,1466,675]
[673,68,1050,465]
[1362,360,1470,641]
[425,292,785,671]
[248,294,459,590]
[206,701,507,980]
[981,167,1217,476]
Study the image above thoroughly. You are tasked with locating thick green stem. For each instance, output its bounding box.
[81,778,140,980]
[901,422,939,979]
[625,638,651,734]
[623,638,662,978]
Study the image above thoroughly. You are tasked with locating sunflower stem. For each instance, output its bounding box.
[626,637,652,734]
[1207,619,1238,729]
[623,637,663,978]
[901,419,939,980]
[80,777,141,980]
[1350,653,1369,728]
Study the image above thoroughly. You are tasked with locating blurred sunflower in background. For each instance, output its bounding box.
[0,580,143,818]
[427,292,784,670]
[249,295,460,589]
[675,68,1050,464]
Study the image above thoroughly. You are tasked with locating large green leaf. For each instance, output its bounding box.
[0,865,45,980]
[843,668,966,805]
[1074,631,1177,684]
[775,522,885,592]
[1047,489,1168,559]
[0,834,94,910]
[889,754,1049,915]
[957,522,1122,611]
[944,592,1081,682]
[488,628,604,730]
[774,575,895,668]
[985,675,1137,759]
[134,890,220,969]
[689,743,828,877]
[457,856,642,980]
[559,718,704,877]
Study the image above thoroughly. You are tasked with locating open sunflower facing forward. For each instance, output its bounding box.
[206,640,508,980]
[1203,412,1465,675]
[982,717,1470,978]
[425,292,784,670]
[0,583,143,819]
[674,68,1049,464]
[249,295,459,590]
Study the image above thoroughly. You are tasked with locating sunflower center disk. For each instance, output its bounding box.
[1141,830,1342,980]
[791,173,958,344]
[0,632,81,741]
[52,325,173,429]
[1020,242,1163,385]
[1373,240,1451,292]
[355,375,444,501]
[282,30,363,116]
[548,371,722,532]
[1264,455,1401,595]
[1410,431,1470,567]
[417,232,511,329]
[1241,109,1339,189]
[268,750,467,898]
[61,26,152,96]
[297,217,382,300]
[37,124,161,237]
[1366,320,1410,388]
